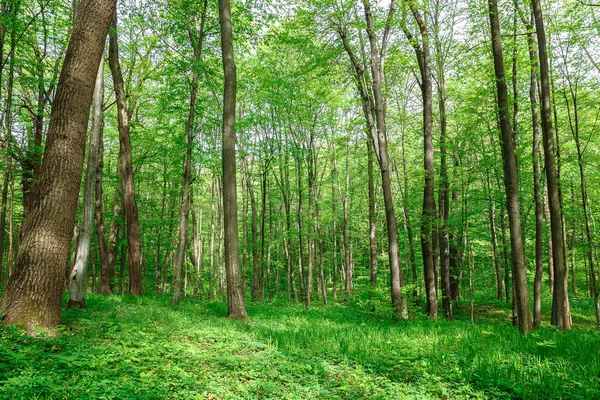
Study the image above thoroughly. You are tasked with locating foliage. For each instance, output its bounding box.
[1,293,599,399]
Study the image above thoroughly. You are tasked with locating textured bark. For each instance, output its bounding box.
[488,0,532,333]
[219,0,247,318]
[531,0,571,330]
[108,14,143,295]
[0,0,115,333]
[363,0,407,319]
[68,60,105,308]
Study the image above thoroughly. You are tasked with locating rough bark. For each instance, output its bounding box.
[219,0,247,319]
[488,0,532,333]
[108,14,143,295]
[0,0,115,333]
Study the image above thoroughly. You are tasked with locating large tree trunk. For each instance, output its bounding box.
[530,0,571,330]
[68,60,105,308]
[488,0,532,333]
[0,0,115,333]
[108,14,143,295]
[363,0,407,319]
[219,0,247,319]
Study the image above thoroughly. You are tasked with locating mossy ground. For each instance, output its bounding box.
[1,289,599,399]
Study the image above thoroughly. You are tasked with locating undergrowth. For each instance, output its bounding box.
[0,289,599,399]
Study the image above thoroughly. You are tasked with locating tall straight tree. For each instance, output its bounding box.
[173,0,208,306]
[68,58,105,308]
[530,0,571,330]
[219,0,248,319]
[0,0,115,332]
[402,0,438,319]
[488,0,532,333]
[362,0,408,319]
[108,12,143,295]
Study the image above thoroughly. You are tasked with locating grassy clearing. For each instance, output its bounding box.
[1,290,599,399]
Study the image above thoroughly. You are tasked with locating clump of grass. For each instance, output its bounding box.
[0,291,598,399]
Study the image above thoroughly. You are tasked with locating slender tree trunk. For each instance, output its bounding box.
[342,141,351,293]
[173,13,206,305]
[0,0,115,332]
[403,3,437,319]
[363,0,407,319]
[519,10,545,328]
[108,14,143,295]
[249,176,261,301]
[488,0,532,333]
[367,137,378,285]
[219,0,247,318]
[95,88,110,294]
[0,21,15,284]
[531,0,571,330]
[435,24,452,320]
[68,59,105,308]
[564,79,600,328]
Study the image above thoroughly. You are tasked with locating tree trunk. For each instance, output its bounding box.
[68,59,105,308]
[531,0,571,330]
[488,0,532,333]
[249,176,261,301]
[518,10,545,328]
[108,14,143,295]
[403,3,437,319]
[219,0,247,319]
[367,133,378,285]
[173,13,206,305]
[0,19,15,284]
[564,77,600,328]
[363,0,407,319]
[0,0,115,333]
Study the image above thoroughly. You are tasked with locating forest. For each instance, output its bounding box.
[0,0,600,397]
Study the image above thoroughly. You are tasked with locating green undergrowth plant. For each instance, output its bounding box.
[0,292,598,399]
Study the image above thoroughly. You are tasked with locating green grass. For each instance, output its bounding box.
[1,290,599,399]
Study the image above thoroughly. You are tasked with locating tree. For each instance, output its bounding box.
[108,11,143,295]
[68,59,105,308]
[531,0,571,330]
[0,0,116,333]
[173,0,208,306]
[219,0,247,319]
[488,0,532,333]
[402,0,438,319]
[362,0,408,319]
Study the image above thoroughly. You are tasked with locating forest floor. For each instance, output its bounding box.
[1,288,599,399]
